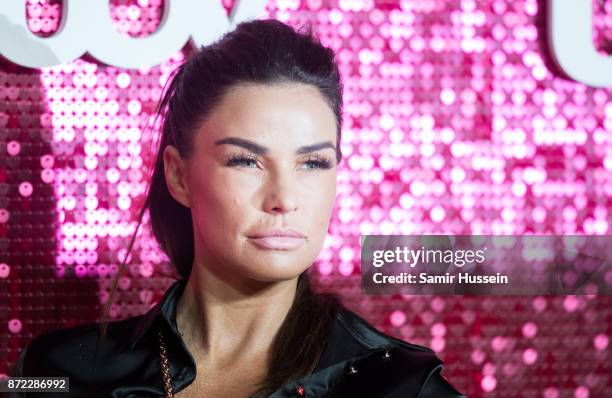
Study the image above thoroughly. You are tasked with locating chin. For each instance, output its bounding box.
[242,271,305,285]
[242,260,310,283]
[251,273,303,284]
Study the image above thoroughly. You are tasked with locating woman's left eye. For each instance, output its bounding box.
[302,158,332,170]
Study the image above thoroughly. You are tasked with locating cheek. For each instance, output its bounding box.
[303,174,337,228]
[188,167,256,232]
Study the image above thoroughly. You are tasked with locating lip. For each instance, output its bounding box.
[248,236,306,250]
[247,228,306,238]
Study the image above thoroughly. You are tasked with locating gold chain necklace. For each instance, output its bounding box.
[157,327,174,398]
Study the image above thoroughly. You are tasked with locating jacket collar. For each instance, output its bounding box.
[125,278,441,397]
[128,278,187,349]
[128,278,435,356]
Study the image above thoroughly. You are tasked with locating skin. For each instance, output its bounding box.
[163,82,339,397]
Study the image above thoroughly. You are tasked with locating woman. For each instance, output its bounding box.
[10,19,465,398]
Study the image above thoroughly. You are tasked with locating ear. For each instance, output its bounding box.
[163,145,193,208]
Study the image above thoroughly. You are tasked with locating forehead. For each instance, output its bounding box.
[195,82,338,151]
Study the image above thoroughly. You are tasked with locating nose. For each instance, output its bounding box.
[262,169,299,215]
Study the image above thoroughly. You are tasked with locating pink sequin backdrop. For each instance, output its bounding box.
[1,0,611,396]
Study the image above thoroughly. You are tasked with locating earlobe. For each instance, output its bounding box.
[163,145,193,208]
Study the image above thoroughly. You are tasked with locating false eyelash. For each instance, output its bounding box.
[225,153,259,167]
[302,155,333,170]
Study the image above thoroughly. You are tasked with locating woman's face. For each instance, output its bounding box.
[164,82,339,285]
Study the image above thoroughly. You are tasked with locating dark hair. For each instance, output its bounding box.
[98,18,345,397]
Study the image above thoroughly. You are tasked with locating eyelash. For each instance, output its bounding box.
[225,154,333,170]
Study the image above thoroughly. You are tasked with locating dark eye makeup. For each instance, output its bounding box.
[224,153,333,170]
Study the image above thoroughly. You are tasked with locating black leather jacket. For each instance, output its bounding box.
[10,279,466,397]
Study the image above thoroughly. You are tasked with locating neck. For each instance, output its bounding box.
[175,262,300,371]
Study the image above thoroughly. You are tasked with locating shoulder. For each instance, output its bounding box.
[336,306,439,359]
[13,315,143,382]
[333,307,465,397]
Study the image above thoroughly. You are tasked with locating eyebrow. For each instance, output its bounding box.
[214,137,336,156]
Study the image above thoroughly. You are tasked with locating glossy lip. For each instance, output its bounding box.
[247,228,306,250]
[247,228,306,239]
[248,236,306,250]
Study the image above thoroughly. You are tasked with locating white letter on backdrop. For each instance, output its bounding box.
[0,0,89,67]
[548,0,612,88]
[0,0,268,69]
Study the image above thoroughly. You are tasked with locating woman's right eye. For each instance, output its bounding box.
[225,155,259,168]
